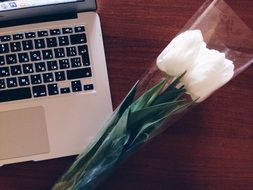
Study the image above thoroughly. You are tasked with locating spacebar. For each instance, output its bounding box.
[0,87,32,103]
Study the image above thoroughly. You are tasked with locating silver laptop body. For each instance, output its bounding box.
[0,0,112,166]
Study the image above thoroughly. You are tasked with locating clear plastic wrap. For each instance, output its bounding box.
[53,1,253,190]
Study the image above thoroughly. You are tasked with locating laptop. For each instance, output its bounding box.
[0,0,113,166]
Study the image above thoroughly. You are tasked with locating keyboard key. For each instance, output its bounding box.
[46,37,57,47]
[58,36,69,46]
[0,67,10,77]
[38,30,49,37]
[6,54,17,64]
[78,45,90,66]
[74,26,85,33]
[54,48,65,58]
[34,39,46,49]
[30,74,42,84]
[23,64,34,74]
[42,49,53,60]
[25,32,36,38]
[0,43,9,54]
[47,60,58,71]
[0,87,31,103]
[59,58,70,69]
[0,35,11,42]
[30,51,42,61]
[0,79,5,89]
[50,29,61,35]
[10,65,22,75]
[13,33,24,40]
[66,46,77,57]
[18,53,29,63]
[32,85,47,97]
[71,80,82,92]
[6,77,18,88]
[71,57,82,68]
[42,72,54,83]
[67,67,92,80]
[62,27,73,34]
[22,40,33,50]
[10,42,22,52]
[18,76,30,86]
[48,83,59,95]
[84,84,94,91]
[70,33,87,45]
[60,87,70,94]
[35,62,46,72]
[0,56,4,65]
[55,71,66,81]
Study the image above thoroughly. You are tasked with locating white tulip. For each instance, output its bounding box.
[156,30,203,76]
[182,46,235,102]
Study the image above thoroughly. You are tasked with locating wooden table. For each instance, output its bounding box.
[0,0,252,189]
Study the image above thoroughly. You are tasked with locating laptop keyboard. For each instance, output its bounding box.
[0,25,94,103]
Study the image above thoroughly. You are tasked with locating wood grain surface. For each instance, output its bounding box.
[0,0,252,189]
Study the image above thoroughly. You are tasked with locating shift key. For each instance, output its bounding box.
[0,87,31,103]
[67,67,92,80]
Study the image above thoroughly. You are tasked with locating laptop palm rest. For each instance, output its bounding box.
[0,107,49,160]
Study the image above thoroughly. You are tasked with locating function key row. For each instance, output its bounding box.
[0,26,85,42]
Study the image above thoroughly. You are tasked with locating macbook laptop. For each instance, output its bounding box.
[0,0,113,166]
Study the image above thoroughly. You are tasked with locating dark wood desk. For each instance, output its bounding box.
[0,0,252,189]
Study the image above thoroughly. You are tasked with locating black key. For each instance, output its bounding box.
[47,60,58,71]
[78,45,90,66]
[0,79,5,89]
[60,87,70,94]
[74,26,85,33]
[67,67,92,80]
[6,77,17,88]
[30,74,42,85]
[6,54,17,65]
[50,29,61,35]
[66,46,77,57]
[22,40,33,51]
[42,49,53,60]
[48,83,59,95]
[32,85,47,97]
[35,62,46,72]
[0,35,11,42]
[42,72,54,83]
[0,67,10,77]
[59,58,70,69]
[30,51,41,61]
[0,87,31,103]
[0,43,9,54]
[62,27,73,34]
[25,32,36,38]
[34,39,46,49]
[18,76,30,86]
[54,48,65,58]
[46,37,57,48]
[71,80,82,92]
[0,56,4,65]
[18,53,29,63]
[13,33,24,40]
[10,42,22,52]
[71,57,82,68]
[70,33,87,45]
[84,84,94,91]
[10,65,22,75]
[23,64,34,74]
[58,36,69,46]
[38,31,48,37]
[55,71,66,81]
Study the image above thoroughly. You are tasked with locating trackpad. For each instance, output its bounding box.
[0,107,50,160]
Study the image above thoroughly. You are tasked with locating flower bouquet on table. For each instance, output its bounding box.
[53,0,253,189]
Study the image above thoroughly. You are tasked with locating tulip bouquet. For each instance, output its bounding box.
[53,0,253,190]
